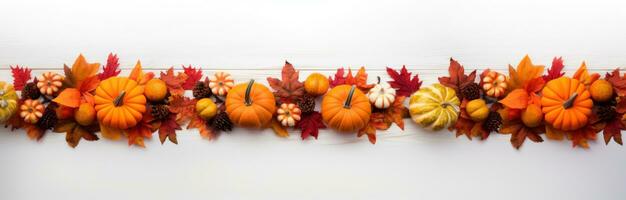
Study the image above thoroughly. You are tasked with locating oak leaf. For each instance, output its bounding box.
[386,65,422,97]
[267,61,305,103]
[160,67,188,96]
[10,65,31,90]
[295,111,326,140]
[98,53,121,80]
[182,65,203,90]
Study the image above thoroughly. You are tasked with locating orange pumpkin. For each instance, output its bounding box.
[541,77,593,131]
[225,79,276,129]
[94,77,147,130]
[304,73,329,96]
[321,85,371,132]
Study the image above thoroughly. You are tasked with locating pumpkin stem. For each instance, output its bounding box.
[562,92,578,109]
[377,76,381,84]
[344,85,357,109]
[114,91,126,107]
[245,79,254,106]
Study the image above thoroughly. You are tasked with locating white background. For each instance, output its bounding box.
[1,0,626,199]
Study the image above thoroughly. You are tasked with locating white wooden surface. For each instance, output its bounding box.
[1,0,626,200]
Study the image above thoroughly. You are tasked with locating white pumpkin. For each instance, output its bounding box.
[367,80,396,109]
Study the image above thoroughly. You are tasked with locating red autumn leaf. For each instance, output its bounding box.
[295,111,326,140]
[542,57,565,82]
[187,114,217,140]
[329,68,346,87]
[328,67,373,92]
[383,96,407,130]
[499,122,544,149]
[127,112,158,147]
[569,126,600,148]
[357,122,377,144]
[182,65,203,90]
[159,113,181,144]
[267,61,305,102]
[605,68,626,97]
[386,65,422,97]
[168,95,196,124]
[98,53,121,80]
[438,58,477,94]
[160,67,188,96]
[10,65,32,90]
[603,118,623,145]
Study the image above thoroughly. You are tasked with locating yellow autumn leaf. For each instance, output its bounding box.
[508,55,545,90]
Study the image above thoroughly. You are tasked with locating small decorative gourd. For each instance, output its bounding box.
[589,79,613,102]
[481,70,507,98]
[209,72,235,96]
[304,73,329,96]
[366,77,396,109]
[196,98,218,120]
[144,79,168,102]
[36,72,63,96]
[409,84,460,130]
[0,81,18,123]
[94,77,147,130]
[541,77,593,131]
[321,85,371,132]
[225,79,276,129]
[277,103,301,127]
[75,103,96,126]
[20,99,44,124]
[466,99,488,122]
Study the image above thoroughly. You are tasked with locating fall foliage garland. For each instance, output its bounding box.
[2,54,624,149]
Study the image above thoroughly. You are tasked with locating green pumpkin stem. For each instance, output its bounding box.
[562,92,578,109]
[245,79,254,106]
[344,85,357,109]
[114,90,126,107]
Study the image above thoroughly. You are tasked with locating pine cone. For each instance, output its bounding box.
[193,81,212,99]
[482,111,502,133]
[150,104,170,121]
[22,82,41,100]
[595,105,617,122]
[37,106,57,130]
[211,112,232,132]
[460,82,481,100]
[297,95,316,114]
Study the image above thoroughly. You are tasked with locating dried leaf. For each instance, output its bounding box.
[508,55,545,90]
[605,69,626,97]
[168,95,196,124]
[270,118,289,137]
[295,111,326,140]
[182,65,203,90]
[542,57,565,82]
[386,65,422,97]
[438,58,476,95]
[159,113,181,144]
[573,62,600,86]
[10,65,31,90]
[499,89,529,109]
[160,67,187,96]
[266,61,305,102]
[98,53,121,80]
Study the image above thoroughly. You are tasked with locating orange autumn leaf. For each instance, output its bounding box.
[499,89,529,109]
[545,125,565,140]
[508,55,545,90]
[53,88,82,108]
[573,62,600,86]
[129,61,154,85]
[270,118,289,137]
[71,54,100,86]
[187,114,217,140]
[100,124,123,140]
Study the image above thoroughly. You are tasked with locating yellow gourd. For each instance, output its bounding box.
[409,84,460,131]
[0,81,18,123]
[466,99,489,122]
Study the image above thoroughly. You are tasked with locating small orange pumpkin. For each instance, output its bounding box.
[304,73,329,96]
[321,85,371,132]
[225,79,276,129]
[541,77,593,131]
[94,77,147,130]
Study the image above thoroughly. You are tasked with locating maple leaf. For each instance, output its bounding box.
[187,114,217,140]
[182,65,203,90]
[358,113,387,144]
[267,61,305,102]
[386,65,422,97]
[569,126,600,148]
[383,96,407,130]
[98,53,121,80]
[295,111,326,140]
[507,55,545,90]
[573,62,600,86]
[129,61,155,85]
[160,67,188,96]
[10,65,32,90]
[542,57,565,82]
[126,112,158,147]
[159,113,181,144]
[438,58,477,95]
[499,121,544,149]
[53,120,99,148]
[70,54,100,87]
[328,67,374,92]
[605,68,626,97]
[168,95,196,124]
[603,118,623,145]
